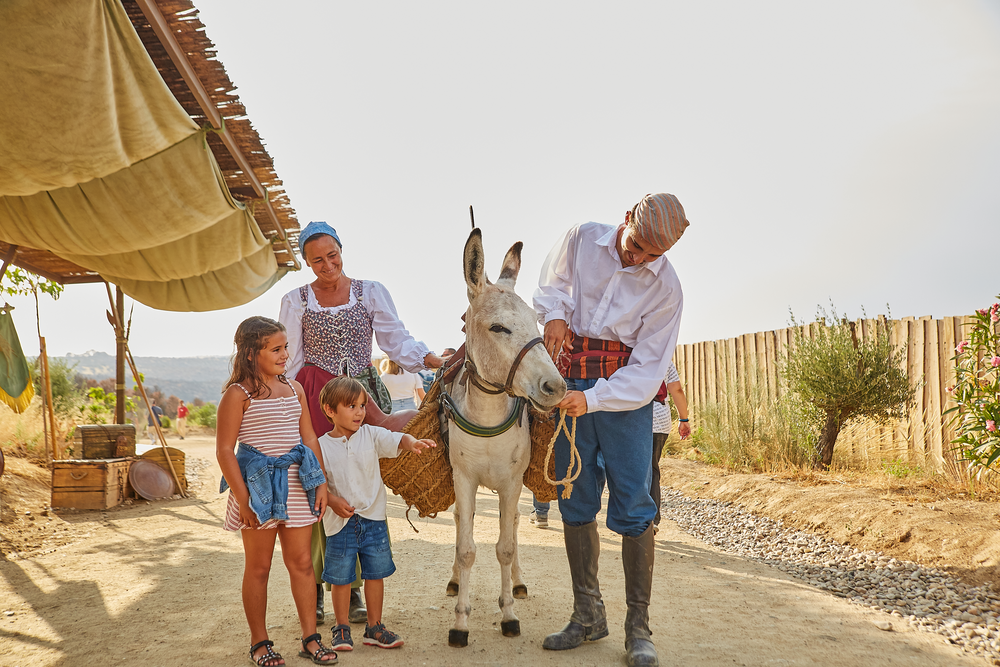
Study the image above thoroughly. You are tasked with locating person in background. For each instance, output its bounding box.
[147,401,164,446]
[528,494,550,528]
[379,359,425,411]
[176,400,189,440]
[651,361,689,534]
[533,192,689,667]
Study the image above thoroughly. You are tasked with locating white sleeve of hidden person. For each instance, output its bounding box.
[364,280,432,373]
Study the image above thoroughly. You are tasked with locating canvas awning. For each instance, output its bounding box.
[0,0,300,310]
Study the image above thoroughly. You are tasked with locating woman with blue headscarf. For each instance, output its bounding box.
[279,221,445,626]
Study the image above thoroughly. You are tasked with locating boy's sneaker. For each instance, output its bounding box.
[529,510,548,528]
[330,624,353,651]
[363,622,404,649]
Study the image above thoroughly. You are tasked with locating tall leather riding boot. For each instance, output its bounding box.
[348,586,367,624]
[622,523,658,667]
[542,521,609,650]
[315,583,325,625]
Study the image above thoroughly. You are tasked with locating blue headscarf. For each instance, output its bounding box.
[298,221,343,257]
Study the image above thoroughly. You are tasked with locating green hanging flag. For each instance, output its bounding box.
[0,310,34,413]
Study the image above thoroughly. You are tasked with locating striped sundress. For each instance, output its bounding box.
[223,382,318,531]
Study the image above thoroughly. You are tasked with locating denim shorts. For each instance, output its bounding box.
[322,516,395,585]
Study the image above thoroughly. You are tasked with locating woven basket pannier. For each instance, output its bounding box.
[379,379,455,517]
[522,408,559,502]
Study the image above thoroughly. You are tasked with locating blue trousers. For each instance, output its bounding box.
[554,377,656,537]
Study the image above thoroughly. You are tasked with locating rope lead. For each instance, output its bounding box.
[542,408,582,499]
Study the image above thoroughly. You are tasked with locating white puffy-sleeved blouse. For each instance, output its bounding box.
[279,281,431,381]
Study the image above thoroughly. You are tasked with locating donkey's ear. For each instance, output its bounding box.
[464,228,489,302]
[498,241,523,284]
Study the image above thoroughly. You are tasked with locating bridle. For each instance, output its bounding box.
[461,336,544,398]
[440,336,545,439]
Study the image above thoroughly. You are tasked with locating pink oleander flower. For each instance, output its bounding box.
[979,309,989,316]
[993,313,999,323]
[956,341,970,353]
[988,420,997,433]
[946,385,955,393]
[993,356,1000,368]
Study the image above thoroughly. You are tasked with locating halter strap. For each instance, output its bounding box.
[463,337,544,398]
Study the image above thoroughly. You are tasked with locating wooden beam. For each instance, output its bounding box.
[133,0,301,271]
[0,245,17,279]
[115,286,126,425]
[9,258,69,284]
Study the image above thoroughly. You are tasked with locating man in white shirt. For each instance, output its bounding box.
[532,193,688,667]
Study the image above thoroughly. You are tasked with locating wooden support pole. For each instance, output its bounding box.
[39,337,57,462]
[104,284,185,496]
[115,286,126,425]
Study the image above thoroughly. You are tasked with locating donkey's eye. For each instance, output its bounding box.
[489,324,512,335]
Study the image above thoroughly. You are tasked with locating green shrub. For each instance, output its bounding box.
[783,306,914,469]
[882,458,922,478]
[947,296,1000,472]
[189,403,217,430]
[31,357,83,417]
[160,415,172,429]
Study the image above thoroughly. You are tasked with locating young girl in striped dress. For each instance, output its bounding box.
[217,316,338,666]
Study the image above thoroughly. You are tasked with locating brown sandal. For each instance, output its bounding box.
[299,633,338,664]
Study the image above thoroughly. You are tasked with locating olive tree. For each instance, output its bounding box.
[783,308,914,469]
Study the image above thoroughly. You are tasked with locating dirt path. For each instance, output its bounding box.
[0,435,986,666]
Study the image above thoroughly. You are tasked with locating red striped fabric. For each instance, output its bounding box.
[223,383,317,531]
[558,335,668,402]
[559,335,633,379]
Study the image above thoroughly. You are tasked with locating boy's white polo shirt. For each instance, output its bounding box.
[318,424,402,537]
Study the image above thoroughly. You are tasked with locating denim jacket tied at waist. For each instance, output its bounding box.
[220,441,326,524]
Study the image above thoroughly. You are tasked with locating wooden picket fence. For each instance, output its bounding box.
[672,315,975,475]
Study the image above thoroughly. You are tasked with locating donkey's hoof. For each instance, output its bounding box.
[512,584,528,599]
[501,620,521,637]
[448,629,469,647]
[446,581,459,597]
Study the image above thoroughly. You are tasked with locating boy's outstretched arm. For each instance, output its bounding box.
[399,433,437,454]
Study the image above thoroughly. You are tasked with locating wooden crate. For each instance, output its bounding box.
[76,424,136,459]
[140,447,187,494]
[51,458,133,510]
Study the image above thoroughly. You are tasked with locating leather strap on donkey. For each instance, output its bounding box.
[461,337,544,398]
[440,391,527,438]
[437,336,543,439]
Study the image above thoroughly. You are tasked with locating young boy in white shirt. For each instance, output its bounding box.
[317,376,436,651]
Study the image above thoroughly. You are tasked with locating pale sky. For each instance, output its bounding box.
[9,0,1000,361]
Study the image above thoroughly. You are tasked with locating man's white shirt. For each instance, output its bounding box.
[533,222,683,413]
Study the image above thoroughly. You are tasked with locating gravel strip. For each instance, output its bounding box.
[661,489,1000,664]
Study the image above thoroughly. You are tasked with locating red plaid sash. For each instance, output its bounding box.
[557,334,668,402]
[558,335,632,379]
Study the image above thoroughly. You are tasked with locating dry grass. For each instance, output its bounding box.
[686,377,816,473]
[0,400,47,463]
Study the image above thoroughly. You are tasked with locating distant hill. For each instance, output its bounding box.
[61,351,231,403]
